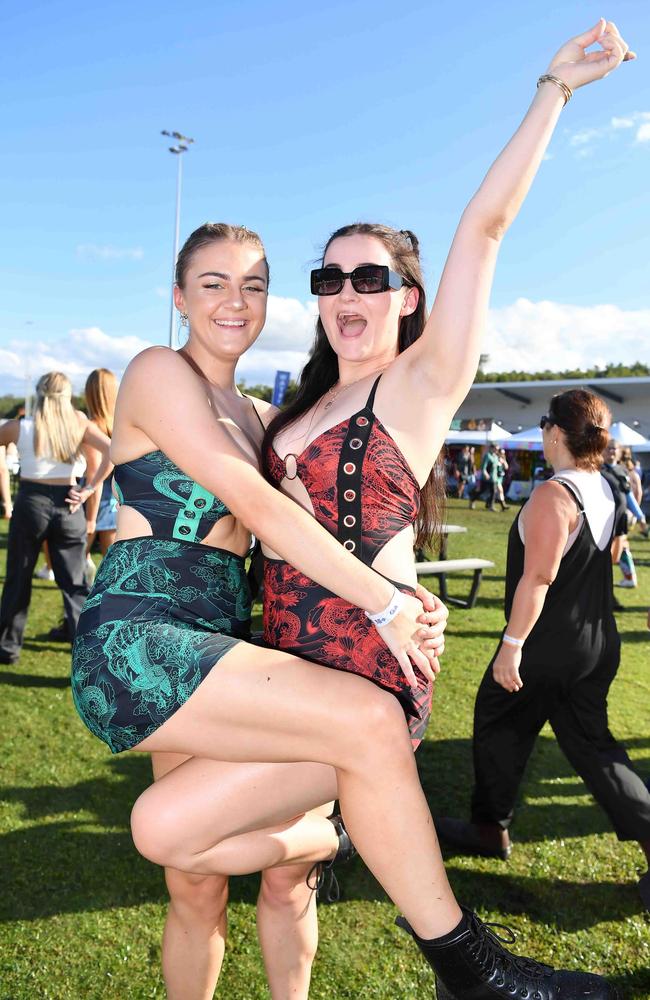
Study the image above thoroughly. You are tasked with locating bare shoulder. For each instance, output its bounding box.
[245,395,279,429]
[0,419,20,446]
[122,346,182,383]
[526,480,576,519]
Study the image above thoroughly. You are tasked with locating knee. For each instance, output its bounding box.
[166,868,229,929]
[259,865,312,910]
[353,686,412,756]
[130,786,180,867]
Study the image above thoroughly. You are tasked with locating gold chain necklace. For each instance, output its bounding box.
[281,370,383,454]
[323,371,380,410]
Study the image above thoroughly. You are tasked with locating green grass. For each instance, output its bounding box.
[1,502,649,998]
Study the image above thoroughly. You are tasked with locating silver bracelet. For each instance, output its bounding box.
[365,587,405,628]
[502,633,524,648]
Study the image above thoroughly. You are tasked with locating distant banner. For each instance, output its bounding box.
[272,370,291,407]
[449,417,493,431]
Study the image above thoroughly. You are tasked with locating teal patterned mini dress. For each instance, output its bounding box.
[71,450,251,753]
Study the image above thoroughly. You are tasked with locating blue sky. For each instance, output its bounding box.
[1,0,648,394]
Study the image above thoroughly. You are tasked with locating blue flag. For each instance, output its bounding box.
[272,370,291,407]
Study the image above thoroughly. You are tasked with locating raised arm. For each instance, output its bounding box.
[117,349,436,683]
[397,20,633,425]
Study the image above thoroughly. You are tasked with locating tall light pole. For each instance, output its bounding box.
[161,130,195,348]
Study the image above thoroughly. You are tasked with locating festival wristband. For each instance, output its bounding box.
[365,587,405,628]
[502,633,524,648]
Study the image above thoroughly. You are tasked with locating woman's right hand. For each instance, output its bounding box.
[376,594,441,688]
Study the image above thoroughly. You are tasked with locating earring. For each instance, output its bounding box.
[180,313,189,327]
[552,439,557,445]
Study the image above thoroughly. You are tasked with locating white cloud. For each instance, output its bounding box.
[485,298,650,373]
[636,122,650,144]
[76,244,145,261]
[0,328,154,394]
[566,111,650,156]
[2,295,648,396]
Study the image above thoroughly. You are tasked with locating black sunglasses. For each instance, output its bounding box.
[310,264,406,296]
[540,414,562,430]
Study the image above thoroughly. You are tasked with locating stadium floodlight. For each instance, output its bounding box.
[161,130,195,347]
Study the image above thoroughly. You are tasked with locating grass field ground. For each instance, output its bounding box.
[2,500,649,998]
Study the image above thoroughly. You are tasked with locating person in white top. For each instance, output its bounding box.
[0,372,111,664]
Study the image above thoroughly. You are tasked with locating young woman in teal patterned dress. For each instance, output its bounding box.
[72,20,632,998]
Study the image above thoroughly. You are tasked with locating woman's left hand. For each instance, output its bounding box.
[415,585,448,659]
[493,642,523,693]
[547,19,635,93]
[65,486,91,514]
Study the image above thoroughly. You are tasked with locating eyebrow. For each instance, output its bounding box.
[197,271,267,284]
[323,261,380,269]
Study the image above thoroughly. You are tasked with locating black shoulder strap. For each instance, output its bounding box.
[551,476,585,513]
[365,374,383,412]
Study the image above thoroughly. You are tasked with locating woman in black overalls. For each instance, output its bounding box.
[438,389,650,909]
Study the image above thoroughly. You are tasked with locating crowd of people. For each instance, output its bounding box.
[2,18,648,1000]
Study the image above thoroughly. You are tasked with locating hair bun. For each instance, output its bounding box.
[400,229,420,254]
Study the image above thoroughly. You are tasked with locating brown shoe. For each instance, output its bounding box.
[435,816,512,861]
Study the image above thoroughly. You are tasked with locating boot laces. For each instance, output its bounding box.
[306,860,340,903]
[466,912,554,989]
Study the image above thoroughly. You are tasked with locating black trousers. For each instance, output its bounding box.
[0,481,89,660]
[471,632,650,842]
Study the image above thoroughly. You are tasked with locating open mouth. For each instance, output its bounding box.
[215,319,247,328]
[337,312,367,337]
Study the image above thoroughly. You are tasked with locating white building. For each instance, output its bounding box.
[455,376,650,447]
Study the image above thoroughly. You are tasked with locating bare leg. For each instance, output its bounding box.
[162,866,229,1000]
[152,753,337,999]
[98,529,116,554]
[258,864,319,1000]
[153,753,229,1000]
[132,642,462,939]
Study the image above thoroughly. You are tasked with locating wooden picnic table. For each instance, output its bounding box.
[415,523,467,563]
[415,524,493,609]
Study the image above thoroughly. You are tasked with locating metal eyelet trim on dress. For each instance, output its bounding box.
[343,514,356,528]
[178,525,191,535]
[343,539,356,551]
[343,462,356,475]
[344,489,356,502]
[284,453,299,481]
[356,415,369,427]
[194,498,207,508]
[184,510,196,519]
[349,438,363,450]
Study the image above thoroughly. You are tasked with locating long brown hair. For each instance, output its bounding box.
[85,368,118,437]
[33,371,83,463]
[263,222,445,548]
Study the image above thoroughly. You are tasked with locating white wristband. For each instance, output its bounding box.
[365,587,405,628]
[502,633,524,648]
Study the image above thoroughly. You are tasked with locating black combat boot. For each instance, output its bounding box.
[396,907,618,999]
[307,814,357,903]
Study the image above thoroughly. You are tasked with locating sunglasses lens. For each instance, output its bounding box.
[352,265,386,294]
[311,269,343,296]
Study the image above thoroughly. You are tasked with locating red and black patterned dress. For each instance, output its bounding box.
[264,375,432,747]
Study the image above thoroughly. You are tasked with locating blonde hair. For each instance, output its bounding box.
[85,368,118,437]
[33,372,84,463]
